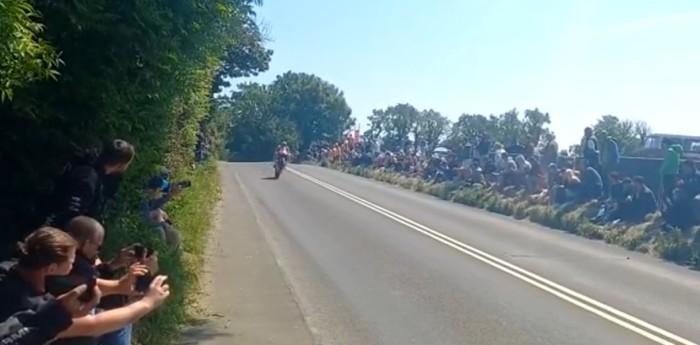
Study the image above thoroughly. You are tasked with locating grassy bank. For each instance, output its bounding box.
[326,163,700,269]
[102,161,220,345]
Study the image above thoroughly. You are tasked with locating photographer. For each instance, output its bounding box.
[0,228,100,344]
[0,284,99,345]
[47,217,160,345]
[0,227,170,345]
[142,169,186,249]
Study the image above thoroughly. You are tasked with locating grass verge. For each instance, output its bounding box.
[101,160,221,345]
[325,163,700,269]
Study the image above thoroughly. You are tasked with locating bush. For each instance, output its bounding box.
[1,1,270,341]
[97,161,220,345]
[327,164,700,268]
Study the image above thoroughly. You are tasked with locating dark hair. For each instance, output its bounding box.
[65,216,104,244]
[609,172,620,180]
[97,139,135,167]
[17,227,77,269]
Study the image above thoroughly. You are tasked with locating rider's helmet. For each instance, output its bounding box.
[281,141,287,146]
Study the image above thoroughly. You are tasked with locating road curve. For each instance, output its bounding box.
[224,162,700,345]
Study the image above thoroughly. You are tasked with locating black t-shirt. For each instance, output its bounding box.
[0,260,53,321]
[45,254,98,345]
[0,260,74,342]
[46,254,96,297]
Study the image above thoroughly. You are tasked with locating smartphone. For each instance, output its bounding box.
[176,180,192,188]
[78,276,97,303]
[134,244,145,260]
[134,244,154,261]
[135,274,154,293]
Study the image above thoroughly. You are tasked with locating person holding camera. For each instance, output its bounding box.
[0,227,170,345]
[142,169,187,249]
[0,228,100,345]
[46,216,162,345]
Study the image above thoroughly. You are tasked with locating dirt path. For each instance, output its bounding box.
[180,164,314,345]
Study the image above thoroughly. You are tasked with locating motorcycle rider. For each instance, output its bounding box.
[273,142,290,165]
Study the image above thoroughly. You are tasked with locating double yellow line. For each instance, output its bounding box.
[288,167,696,345]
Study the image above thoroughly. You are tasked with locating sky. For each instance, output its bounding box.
[240,0,700,147]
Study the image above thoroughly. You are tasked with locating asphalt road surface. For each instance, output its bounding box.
[223,162,700,345]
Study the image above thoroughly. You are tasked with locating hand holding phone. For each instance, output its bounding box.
[78,276,97,303]
[133,244,153,261]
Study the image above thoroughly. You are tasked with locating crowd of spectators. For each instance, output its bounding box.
[1,139,183,345]
[310,128,700,232]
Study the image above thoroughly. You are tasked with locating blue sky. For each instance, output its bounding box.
[241,0,700,146]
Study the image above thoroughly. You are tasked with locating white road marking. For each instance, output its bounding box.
[287,167,697,345]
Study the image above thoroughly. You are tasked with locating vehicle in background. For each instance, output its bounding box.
[640,133,700,160]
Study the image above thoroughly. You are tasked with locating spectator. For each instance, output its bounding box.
[562,169,581,203]
[580,166,603,201]
[0,227,170,344]
[142,170,183,249]
[541,134,559,167]
[0,229,99,345]
[621,176,657,223]
[581,127,599,170]
[659,143,683,202]
[593,174,632,223]
[39,140,135,229]
[600,135,620,196]
[514,155,531,189]
[547,163,560,189]
[0,284,99,345]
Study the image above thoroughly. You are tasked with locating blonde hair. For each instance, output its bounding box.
[18,227,77,269]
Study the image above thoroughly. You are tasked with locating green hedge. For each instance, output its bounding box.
[100,160,220,345]
[330,164,700,268]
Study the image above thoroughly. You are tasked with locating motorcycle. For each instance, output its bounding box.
[274,155,287,179]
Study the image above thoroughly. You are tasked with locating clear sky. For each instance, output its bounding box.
[241,0,700,146]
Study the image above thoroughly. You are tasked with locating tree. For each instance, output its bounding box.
[415,109,450,151]
[212,4,273,93]
[442,108,554,156]
[220,72,354,160]
[268,71,354,149]
[225,83,299,161]
[0,0,60,101]
[367,103,450,152]
[591,115,650,155]
[522,108,553,147]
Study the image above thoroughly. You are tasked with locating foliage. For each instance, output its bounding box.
[223,71,354,160]
[224,82,299,161]
[441,108,553,156]
[365,103,450,152]
[0,0,61,101]
[590,115,652,156]
[131,161,220,344]
[327,163,700,269]
[0,0,271,343]
[212,1,273,93]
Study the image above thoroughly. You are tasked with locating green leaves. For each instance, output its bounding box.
[222,72,354,161]
[367,104,450,152]
[0,0,61,102]
[590,115,651,155]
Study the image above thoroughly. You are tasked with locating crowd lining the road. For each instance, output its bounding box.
[306,128,700,233]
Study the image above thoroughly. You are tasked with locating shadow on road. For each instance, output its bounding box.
[179,317,232,345]
[261,177,277,180]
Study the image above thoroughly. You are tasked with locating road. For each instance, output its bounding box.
[217,162,700,345]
